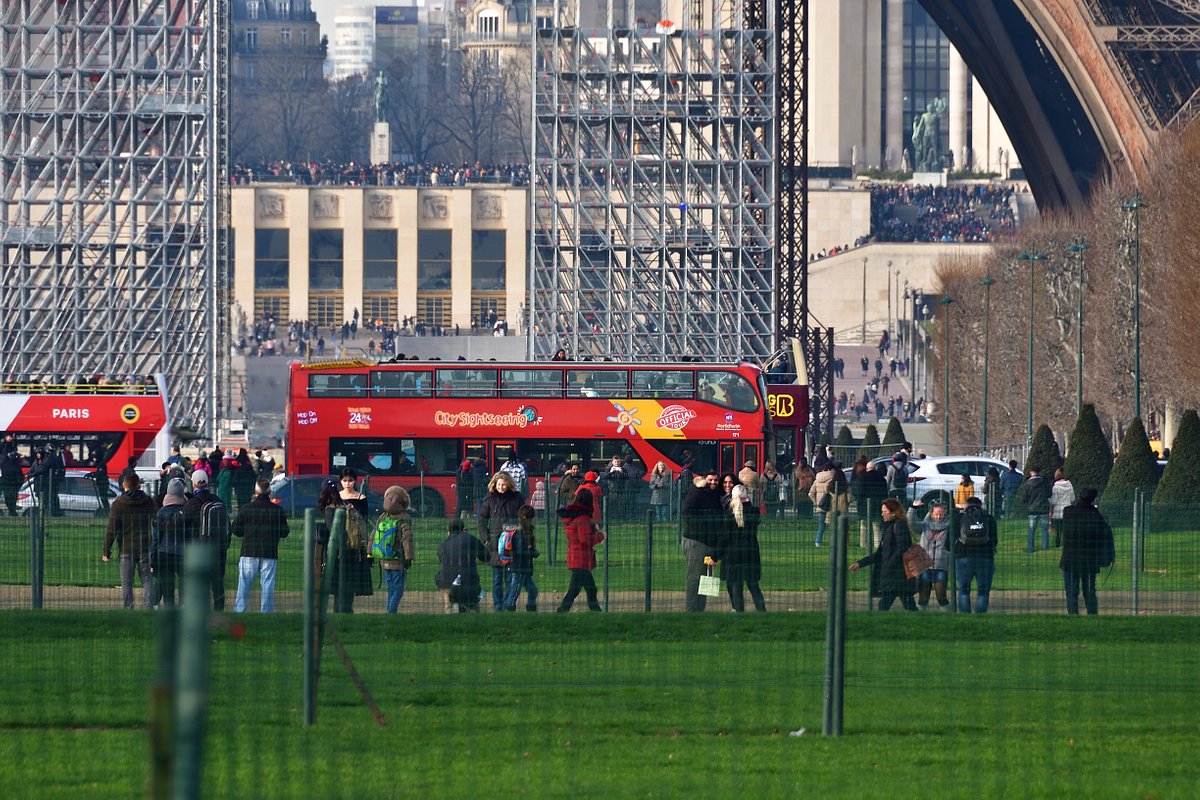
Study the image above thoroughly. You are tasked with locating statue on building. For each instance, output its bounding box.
[373,72,389,123]
[910,97,948,172]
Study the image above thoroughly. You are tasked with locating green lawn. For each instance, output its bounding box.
[0,612,1197,798]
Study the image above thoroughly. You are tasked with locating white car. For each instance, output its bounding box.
[850,455,1010,506]
[17,469,122,516]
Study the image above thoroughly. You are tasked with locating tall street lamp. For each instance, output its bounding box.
[1125,192,1145,420]
[886,260,893,342]
[1066,238,1090,418]
[979,275,996,451]
[1017,250,1047,446]
[940,295,954,456]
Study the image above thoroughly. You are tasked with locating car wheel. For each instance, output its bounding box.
[409,488,445,518]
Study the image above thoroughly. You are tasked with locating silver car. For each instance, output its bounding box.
[17,469,122,516]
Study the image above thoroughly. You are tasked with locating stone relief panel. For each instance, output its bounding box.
[312,193,340,219]
[475,193,504,221]
[257,193,286,218]
[366,193,393,220]
[420,193,449,220]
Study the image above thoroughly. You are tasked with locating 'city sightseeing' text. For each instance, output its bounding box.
[434,410,530,429]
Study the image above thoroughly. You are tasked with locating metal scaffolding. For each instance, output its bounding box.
[529,0,776,361]
[0,0,229,439]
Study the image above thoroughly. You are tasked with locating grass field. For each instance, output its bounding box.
[1,611,1198,798]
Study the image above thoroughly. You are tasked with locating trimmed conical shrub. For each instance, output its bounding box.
[1103,418,1159,515]
[857,424,882,462]
[881,416,907,449]
[1062,403,1112,495]
[1154,409,1200,504]
[1023,424,1063,477]
[832,424,855,464]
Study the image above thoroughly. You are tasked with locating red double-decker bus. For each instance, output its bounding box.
[285,349,808,517]
[0,376,171,474]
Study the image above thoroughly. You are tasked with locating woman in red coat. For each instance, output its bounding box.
[555,488,605,612]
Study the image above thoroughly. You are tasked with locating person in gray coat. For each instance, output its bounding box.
[648,461,673,522]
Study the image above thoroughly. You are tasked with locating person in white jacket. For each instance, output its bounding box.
[1049,468,1075,548]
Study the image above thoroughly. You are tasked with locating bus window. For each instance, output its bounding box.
[647,440,718,475]
[697,371,759,413]
[567,369,629,398]
[371,370,432,398]
[412,439,458,475]
[309,373,367,398]
[500,369,563,398]
[330,438,397,475]
[720,443,737,475]
[631,370,693,399]
[437,368,498,398]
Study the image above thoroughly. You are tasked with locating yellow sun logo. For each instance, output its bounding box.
[606,403,642,434]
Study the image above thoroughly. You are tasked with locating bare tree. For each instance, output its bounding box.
[382,50,454,163]
[321,74,372,164]
[440,49,519,163]
[255,50,327,163]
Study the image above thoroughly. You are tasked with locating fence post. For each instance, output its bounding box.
[1131,489,1141,615]
[148,606,178,800]
[173,541,214,800]
[29,509,44,609]
[644,508,654,613]
[823,485,844,736]
[418,470,427,517]
[303,509,316,726]
[602,495,610,612]
[832,513,848,735]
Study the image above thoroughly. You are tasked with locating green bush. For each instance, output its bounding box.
[1154,409,1200,504]
[857,424,882,462]
[1103,418,1159,514]
[1062,403,1112,495]
[881,416,907,449]
[835,425,855,449]
[1023,424,1063,477]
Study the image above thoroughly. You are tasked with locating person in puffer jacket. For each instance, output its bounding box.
[555,489,604,612]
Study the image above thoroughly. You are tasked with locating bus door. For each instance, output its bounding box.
[464,441,487,467]
[741,442,761,471]
[719,443,737,476]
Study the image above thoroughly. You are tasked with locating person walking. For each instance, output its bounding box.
[329,469,372,613]
[478,470,525,612]
[1049,468,1075,548]
[555,488,605,612]
[648,461,673,522]
[502,505,539,612]
[849,497,918,611]
[722,484,766,612]
[916,502,952,611]
[853,460,889,549]
[999,460,1023,519]
[809,462,848,548]
[954,496,998,613]
[102,473,157,608]
[1016,466,1051,552]
[1059,489,1114,615]
[231,479,290,613]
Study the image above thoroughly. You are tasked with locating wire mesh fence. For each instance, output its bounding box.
[1,485,1198,796]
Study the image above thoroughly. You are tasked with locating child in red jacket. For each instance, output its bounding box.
[555,488,605,612]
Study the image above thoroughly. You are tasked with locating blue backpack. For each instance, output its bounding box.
[369,516,400,561]
[497,527,517,566]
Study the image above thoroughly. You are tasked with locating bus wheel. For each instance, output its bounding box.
[409,488,445,518]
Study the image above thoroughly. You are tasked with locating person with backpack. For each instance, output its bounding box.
[501,505,540,612]
[370,485,415,613]
[231,480,290,613]
[151,478,194,607]
[478,470,525,612]
[885,453,909,502]
[1016,465,1051,552]
[186,470,231,610]
[1059,488,1114,615]
[954,496,998,613]
[436,519,489,612]
[849,497,918,611]
[555,488,605,612]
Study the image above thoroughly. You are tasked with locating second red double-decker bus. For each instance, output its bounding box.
[284,352,806,516]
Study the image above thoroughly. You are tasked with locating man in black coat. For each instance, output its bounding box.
[436,519,490,612]
[1059,488,1113,615]
[185,470,231,610]
[1016,466,1051,552]
[855,462,890,548]
[231,451,257,510]
[681,471,725,612]
[953,496,998,613]
[0,450,23,516]
[231,480,290,613]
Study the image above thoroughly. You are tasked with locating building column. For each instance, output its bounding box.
[949,45,969,171]
[885,0,904,170]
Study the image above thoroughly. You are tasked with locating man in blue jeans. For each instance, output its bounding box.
[1015,465,1051,552]
[998,460,1023,518]
[955,497,998,613]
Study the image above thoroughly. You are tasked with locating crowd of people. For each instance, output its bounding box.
[869,183,1017,243]
[231,161,531,188]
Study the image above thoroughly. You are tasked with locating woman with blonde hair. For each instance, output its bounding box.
[477,470,525,612]
[648,461,673,521]
[722,484,766,612]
